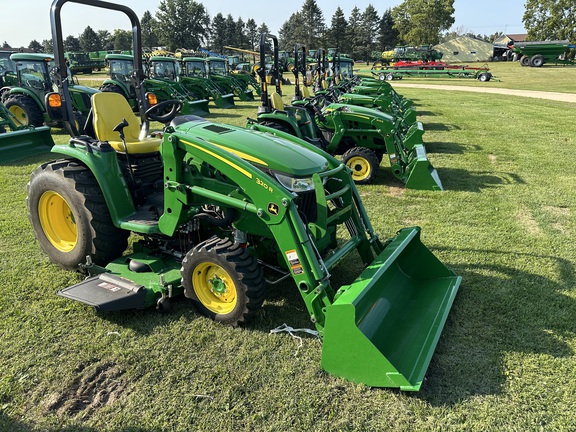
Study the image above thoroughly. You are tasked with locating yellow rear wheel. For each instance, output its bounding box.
[27,160,129,270]
[38,191,78,252]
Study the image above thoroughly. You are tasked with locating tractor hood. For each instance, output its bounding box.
[324,102,395,122]
[173,118,329,176]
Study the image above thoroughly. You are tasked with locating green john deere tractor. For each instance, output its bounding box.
[0,52,96,129]
[100,53,210,116]
[0,100,54,162]
[204,56,255,101]
[178,56,236,108]
[300,48,420,132]
[248,34,442,190]
[28,0,461,391]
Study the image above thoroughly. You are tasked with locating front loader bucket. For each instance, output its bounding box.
[404,145,443,191]
[321,227,461,391]
[213,93,236,109]
[0,126,54,163]
[182,99,210,116]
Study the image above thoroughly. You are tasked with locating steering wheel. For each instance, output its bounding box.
[145,99,183,124]
[308,98,326,122]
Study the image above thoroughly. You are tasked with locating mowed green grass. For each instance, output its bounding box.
[1,65,576,431]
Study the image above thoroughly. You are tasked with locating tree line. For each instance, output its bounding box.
[6,0,575,58]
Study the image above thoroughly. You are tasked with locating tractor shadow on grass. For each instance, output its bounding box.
[423,122,462,132]
[424,141,470,154]
[438,168,525,192]
[417,248,576,406]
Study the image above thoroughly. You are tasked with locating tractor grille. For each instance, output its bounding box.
[202,124,234,134]
[295,190,317,223]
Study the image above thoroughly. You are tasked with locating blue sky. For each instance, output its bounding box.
[5,0,527,48]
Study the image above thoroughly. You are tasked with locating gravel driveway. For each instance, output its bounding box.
[391,83,576,103]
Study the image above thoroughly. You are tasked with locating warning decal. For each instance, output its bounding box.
[98,282,122,292]
[285,250,304,275]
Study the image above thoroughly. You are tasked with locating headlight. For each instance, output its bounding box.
[274,172,315,192]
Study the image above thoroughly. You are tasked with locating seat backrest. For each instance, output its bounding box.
[301,86,311,98]
[270,92,285,111]
[92,92,141,143]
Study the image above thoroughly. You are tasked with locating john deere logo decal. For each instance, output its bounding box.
[268,203,279,216]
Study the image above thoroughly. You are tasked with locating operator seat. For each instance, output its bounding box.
[91,91,161,154]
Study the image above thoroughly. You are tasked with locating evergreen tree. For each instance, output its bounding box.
[359,4,381,61]
[347,7,364,59]
[301,0,326,50]
[141,11,160,50]
[211,13,227,53]
[379,8,399,50]
[327,7,348,53]
[63,35,81,52]
[246,18,259,51]
[79,26,100,52]
[97,30,113,50]
[236,17,249,49]
[28,40,43,53]
[278,12,305,51]
[224,14,237,47]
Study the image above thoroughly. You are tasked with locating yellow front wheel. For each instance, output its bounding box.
[342,147,380,184]
[192,261,238,315]
[181,236,265,326]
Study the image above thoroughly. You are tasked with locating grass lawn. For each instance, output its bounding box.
[1,64,575,431]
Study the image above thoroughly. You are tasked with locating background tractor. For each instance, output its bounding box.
[0,52,96,128]
[178,56,236,108]
[100,53,210,116]
[249,34,443,190]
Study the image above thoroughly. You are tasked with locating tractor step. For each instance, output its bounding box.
[57,273,147,311]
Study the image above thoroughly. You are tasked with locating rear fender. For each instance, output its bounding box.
[5,88,44,111]
[49,142,136,224]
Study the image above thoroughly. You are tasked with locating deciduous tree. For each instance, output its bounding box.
[523,0,576,42]
[392,0,455,45]
[155,0,210,51]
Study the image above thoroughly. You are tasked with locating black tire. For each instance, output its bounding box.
[100,83,128,100]
[478,73,491,82]
[341,147,380,184]
[530,55,545,67]
[520,56,530,67]
[261,120,296,136]
[4,94,44,127]
[181,236,265,326]
[26,159,129,271]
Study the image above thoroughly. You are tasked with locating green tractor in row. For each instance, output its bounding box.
[248,34,442,190]
[29,0,461,391]
[0,100,54,161]
[100,53,210,116]
[0,52,96,128]
[146,55,236,109]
